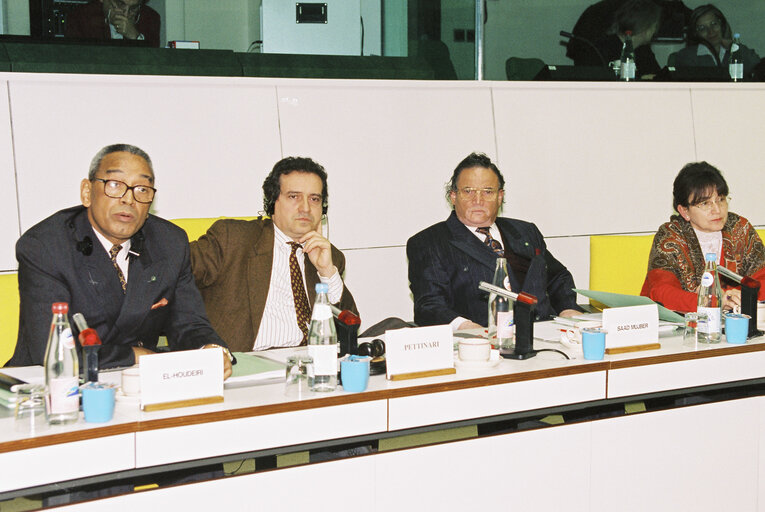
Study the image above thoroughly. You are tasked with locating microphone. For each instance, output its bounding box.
[330,305,360,357]
[128,231,144,260]
[560,30,608,68]
[76,236,93,256]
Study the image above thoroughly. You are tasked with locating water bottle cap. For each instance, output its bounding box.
[705,253,717,262]
[625,30,632,36]
[315,283,329,293]
[734,33,740,39]
[52,302,68,313]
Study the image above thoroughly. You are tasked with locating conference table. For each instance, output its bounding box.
[2,323,765,511]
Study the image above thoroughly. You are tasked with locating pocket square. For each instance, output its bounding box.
[151,297,169,310]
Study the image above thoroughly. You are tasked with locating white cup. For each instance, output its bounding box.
[121,366,141,396]
[458,338,491,362]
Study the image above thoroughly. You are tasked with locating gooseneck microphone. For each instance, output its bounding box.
[560,30,608,68]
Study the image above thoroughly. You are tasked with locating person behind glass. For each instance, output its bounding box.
[641,162,765,313]
[576,0,662,79]
[406,153,582,331]
[190,157,358,352]
[6,143,232,379]
[669,4,761,78]
[65,0,161,48]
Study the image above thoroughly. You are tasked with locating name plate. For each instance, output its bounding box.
[140,349,223,411]
[602,304,659,349]
[385,325,454,380]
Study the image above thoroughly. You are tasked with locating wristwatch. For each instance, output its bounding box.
[202,344,236,365]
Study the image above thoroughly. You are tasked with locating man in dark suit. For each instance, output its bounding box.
[190,157,357,352]
[65,0,161,47]
[7,144,231,377]
[407,152,581,329]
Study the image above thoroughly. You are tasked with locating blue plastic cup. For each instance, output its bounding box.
[81,384,116,423]
[340,355,371,392]
[725,313,750,344]
[582,328,606,360]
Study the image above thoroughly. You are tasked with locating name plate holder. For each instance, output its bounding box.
[140,349,224,411]
[602,304,661,355]
[385,325,456,381]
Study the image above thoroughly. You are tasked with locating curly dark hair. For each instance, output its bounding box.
[262,157,328,215]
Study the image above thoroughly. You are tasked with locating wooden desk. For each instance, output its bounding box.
[3,329,765,511]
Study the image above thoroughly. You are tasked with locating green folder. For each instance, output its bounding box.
[575,289,686,323]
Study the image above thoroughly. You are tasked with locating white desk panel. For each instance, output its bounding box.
[376,422,591,512]
[0,80,19,270]
[135,400,387,467]
[55,455,376,511]
[388,371,605,431]
[607,350,765,398]
[591,399,759,512]
[691,87,765,227]
[492,84,696,237]
[8,75,282,233]
[0,433,134,493]
[276,82,496,250]
[342,245,412,330]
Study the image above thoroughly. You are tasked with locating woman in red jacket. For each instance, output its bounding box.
[641,161,765,312]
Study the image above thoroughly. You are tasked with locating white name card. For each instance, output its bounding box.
[140,349,223,410]
[385,325,453,379]
[602,304,659,349]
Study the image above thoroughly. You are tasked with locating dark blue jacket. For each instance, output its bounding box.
[407,211,580,326]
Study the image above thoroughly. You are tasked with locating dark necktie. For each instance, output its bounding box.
[288,242,311,345]
[476,227,504,257]
[109,244,127,293]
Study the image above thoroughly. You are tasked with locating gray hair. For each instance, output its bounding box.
[88,144,154,181]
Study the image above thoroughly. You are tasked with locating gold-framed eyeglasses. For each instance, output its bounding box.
[696,19,720,34]
[457,187,499,199]
[93,178,156,203]
[691,195,729,212]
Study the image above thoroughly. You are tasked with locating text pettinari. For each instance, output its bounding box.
[403,341,440,351]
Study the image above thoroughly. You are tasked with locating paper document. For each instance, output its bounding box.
[575,289,685,323]
[224,353,286,389]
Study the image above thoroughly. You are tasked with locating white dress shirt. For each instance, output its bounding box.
[253,225,343,350]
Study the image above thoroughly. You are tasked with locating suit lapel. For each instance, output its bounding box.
[447,211,497,271]
[73,210,126,340]
[248,220,274,337]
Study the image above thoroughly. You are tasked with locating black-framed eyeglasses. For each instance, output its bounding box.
[93,178,156,203]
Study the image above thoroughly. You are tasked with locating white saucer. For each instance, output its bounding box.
[115,390,141,405]
[454,351,501,370]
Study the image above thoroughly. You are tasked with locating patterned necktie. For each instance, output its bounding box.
[109,244,127,294]
[476,227,504,257]
[288,242,311,345]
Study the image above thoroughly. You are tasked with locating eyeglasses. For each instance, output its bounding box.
[691,195,730,212]
[457,187,499,199]
[696,19,720,34]
[93,178,156,203]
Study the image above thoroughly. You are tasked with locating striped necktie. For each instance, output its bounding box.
[288,242,311,345]
[475,227,504,257]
